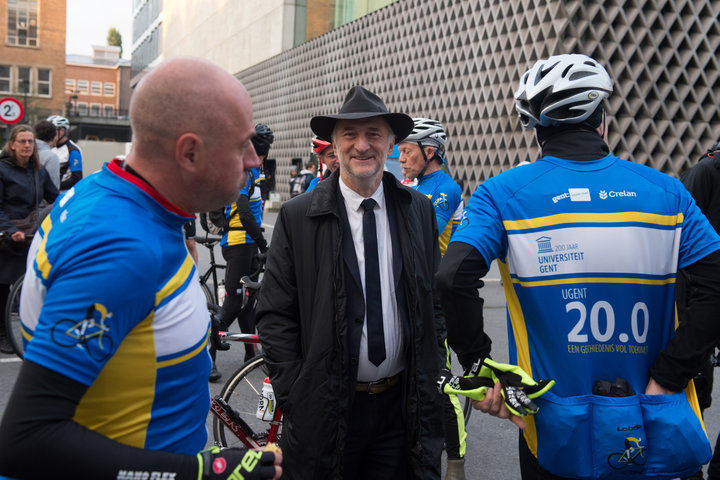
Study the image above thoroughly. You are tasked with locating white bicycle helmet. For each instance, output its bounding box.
[514,54,612,129]
[47,115,70,130]
[404,118,447,158]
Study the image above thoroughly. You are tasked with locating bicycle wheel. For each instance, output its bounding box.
[4,276,25,359]
[212,355,278,448]
[200,283,216,309]
[607,452,627,470]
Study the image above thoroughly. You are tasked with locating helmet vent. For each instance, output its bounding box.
[569,71,594,81]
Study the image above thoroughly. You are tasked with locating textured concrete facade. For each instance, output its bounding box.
[237,0,720,198]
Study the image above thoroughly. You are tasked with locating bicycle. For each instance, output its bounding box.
[194,235,226,308]
[4,274,25,358]
[210,253,266,361]
[210,332,282,449]
[50,303,114,362]
[607,438,646,470]
[2,231,35,359]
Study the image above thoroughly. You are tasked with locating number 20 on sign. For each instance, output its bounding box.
[0,98,24,125]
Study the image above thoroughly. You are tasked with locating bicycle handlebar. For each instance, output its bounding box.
[194,234,223,246]
[240,276,261,290]
[219,332,260,343]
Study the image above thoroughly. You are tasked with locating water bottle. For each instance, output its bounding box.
[256,377,275,421]
[217,282,226,306]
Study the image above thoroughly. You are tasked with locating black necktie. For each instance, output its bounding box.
[361,198,386,366]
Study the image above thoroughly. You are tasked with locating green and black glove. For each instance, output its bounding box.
[197,446,277,480]
[438,358,555,416]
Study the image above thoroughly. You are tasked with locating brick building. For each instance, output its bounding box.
[65,46,129,119]
[64,46,132,142]
[0,0,67,126]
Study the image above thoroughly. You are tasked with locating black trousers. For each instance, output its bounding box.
[519,433,576,480]
[709,432,720,480]
[342,383,408,480]
[0,283,10,337]
[210,244,258,362]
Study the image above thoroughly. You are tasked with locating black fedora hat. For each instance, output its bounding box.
[310,86,413,143]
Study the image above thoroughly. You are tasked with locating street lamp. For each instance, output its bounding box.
[65,92,78,116]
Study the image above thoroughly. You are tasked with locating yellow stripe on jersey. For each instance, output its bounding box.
[503,212,683,231]
[73,312,156,447]
[36,216,53,280]
[498,259,539,456]
[155,255,194,307]
[439,220,453,256]
[157,335,209,368]
[509,276,676,287]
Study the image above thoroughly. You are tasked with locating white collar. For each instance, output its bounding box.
[338,177,385,213]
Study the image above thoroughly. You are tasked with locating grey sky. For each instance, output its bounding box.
[65,0,133,58]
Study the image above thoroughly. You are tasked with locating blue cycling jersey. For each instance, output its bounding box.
[306,175,321,192]
[451,154,720,476]
[20,159,210,455]
[222,167,263,247]
[413,170,463,255]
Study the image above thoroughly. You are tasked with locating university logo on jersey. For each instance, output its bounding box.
[536,236,553,253]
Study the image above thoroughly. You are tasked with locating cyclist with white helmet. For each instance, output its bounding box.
[399,118,463,255]
[305,136,338,192]
[437,53,720,479]
[398,118,467,479]
[47,115,83,190]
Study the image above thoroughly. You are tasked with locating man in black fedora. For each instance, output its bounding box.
[256,85,445,479]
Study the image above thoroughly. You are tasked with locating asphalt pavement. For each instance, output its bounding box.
[1,206,718,479]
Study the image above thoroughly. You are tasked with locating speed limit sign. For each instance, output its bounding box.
[0,97,24,125]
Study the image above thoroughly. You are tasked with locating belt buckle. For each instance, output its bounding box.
[366,377,388,395]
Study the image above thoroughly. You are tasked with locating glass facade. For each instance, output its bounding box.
[299,0,396,44]
[131,0,163,79]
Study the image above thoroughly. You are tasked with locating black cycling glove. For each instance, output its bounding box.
[438,358,555,416]
[197,446,277,480]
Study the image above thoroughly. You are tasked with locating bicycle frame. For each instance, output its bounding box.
[210,396,282,449]
[208,331,283,448]
[195,235,226,303]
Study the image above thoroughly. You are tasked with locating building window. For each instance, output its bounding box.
[0,66,10,93]
[7,0,39,47]
[90,103,101,116]
[65,79,75,93]
[17,66,31,94]
[90,81,102,96]
[103,82,115,96]
[103,104,115,117]
[77,80,89,94]
[37,68,50,96]
[76,102,88,116]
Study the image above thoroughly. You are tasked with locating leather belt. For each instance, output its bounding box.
[355,372,401,394]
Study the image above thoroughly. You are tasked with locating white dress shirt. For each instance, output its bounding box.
[338,178,405,381]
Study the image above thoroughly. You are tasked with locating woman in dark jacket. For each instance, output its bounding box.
[0,124,59,353]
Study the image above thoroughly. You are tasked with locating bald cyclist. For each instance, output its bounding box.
[0,58,282,480]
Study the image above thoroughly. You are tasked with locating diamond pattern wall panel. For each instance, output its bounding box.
[237,0,720,199]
